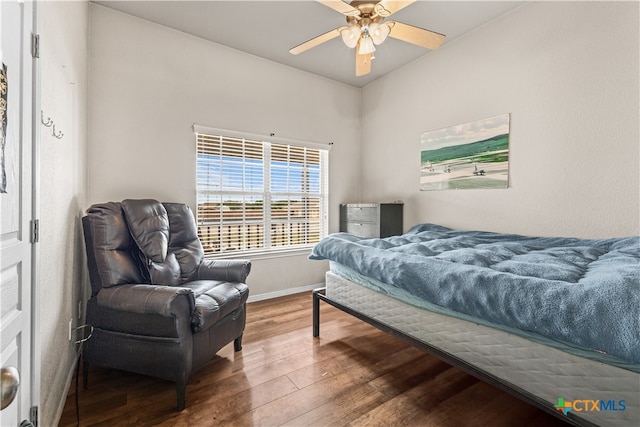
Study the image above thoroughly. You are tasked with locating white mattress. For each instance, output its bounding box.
[325,271,639,427]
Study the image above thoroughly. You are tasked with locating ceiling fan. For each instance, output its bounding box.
[289,0,446,77]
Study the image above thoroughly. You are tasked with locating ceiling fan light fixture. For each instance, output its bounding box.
[340,25,361,48]
[369,22,390,45]
[289,0,446,78]
[358,36,376,54]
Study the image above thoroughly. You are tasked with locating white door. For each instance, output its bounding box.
[1,0,36,426]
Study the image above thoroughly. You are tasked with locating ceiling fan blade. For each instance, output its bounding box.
[316,0,360,16]
[289,28,342,55]
[387,21,445,50]
[355,50,372,76]
[374,1,416,17]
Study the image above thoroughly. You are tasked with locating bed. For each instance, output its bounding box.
[309,223,640,427]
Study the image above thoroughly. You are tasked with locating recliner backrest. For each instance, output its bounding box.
[163,202,204,282]
[82,202,145,295]
[121,199,205,286]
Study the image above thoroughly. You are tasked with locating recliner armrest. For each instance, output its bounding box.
[197,259,251,283]
[96,284,195,317]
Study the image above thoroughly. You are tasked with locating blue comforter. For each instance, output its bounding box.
[309,223,640,366]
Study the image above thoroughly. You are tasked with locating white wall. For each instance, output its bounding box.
[39,1,89,425]
[362,1,639,239]
[88,5,362,297]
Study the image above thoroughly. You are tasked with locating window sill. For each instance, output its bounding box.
[203,246,315,261]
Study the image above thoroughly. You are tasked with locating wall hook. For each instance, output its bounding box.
[41,110,53,127]
[52,124,64,139]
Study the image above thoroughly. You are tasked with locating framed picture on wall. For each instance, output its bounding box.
[420,113,510,191]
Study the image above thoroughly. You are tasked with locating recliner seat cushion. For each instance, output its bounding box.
[183,280,249,333]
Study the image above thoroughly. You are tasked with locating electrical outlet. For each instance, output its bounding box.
[68,319,73,342]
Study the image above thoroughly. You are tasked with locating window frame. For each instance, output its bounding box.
[194,125,330,259]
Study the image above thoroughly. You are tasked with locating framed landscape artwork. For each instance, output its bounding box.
[420,113,510,191]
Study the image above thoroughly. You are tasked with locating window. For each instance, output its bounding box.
[195,128,329,256]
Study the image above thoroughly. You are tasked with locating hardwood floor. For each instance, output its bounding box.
[60,291,568,426]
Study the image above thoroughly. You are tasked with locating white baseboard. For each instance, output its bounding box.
[247,282,325,303]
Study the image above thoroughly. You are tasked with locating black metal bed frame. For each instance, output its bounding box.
[312,287,593,427]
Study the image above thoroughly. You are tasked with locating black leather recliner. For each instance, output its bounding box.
[81,199,250,411]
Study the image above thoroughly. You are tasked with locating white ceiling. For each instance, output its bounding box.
[93,0,525,88]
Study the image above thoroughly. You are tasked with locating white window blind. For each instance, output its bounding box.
[196,131,329,256]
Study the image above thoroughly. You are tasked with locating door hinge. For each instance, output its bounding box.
[30,219,39,243]
[30,405,38,427]
[31,33,40,58]
[19,406,38,427]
